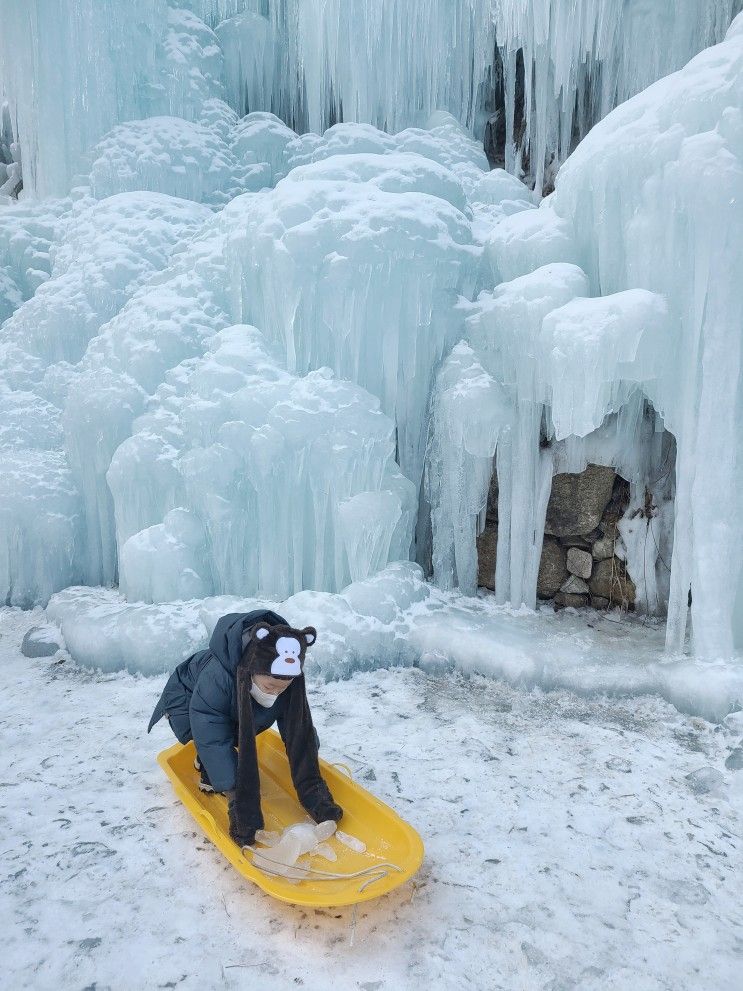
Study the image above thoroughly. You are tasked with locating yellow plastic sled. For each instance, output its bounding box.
[157,732,424,907]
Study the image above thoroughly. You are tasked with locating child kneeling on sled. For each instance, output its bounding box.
[148,609,342,846]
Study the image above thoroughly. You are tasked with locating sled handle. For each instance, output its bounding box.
[332,762,354,779]
[198,808,216,831]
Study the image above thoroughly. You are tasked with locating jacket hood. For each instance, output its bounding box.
[208,609,287,676]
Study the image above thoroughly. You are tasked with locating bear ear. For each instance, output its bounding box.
[253,623,272,641]
[302,626,317,646]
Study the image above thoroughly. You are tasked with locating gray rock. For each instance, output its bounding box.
[684,766,725,795]
[590,595,610,609]
[545,464,616,537]
[589,557,636,605]
[537,537,567,599]
[724,710,743,733]
[476,525,498,590]
[724,746,743,771]
[567,547,592,579]
[592,535,616,560]
[561,574,589,595]
[21,625,63,658]
[553,591,589,608]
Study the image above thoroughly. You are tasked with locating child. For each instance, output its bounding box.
[148,609,342,847]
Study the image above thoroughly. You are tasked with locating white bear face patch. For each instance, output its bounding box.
[270,635,302,676]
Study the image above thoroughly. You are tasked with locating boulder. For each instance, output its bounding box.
[566,547,592,580]
[589,557,636,605]
[537,537,567,599]
[590,595,610,609]
[477,525,498,590]
[592,535,615,560]
[561,574,589,595]
[554,591,589,608]
[21,625,63,658]
[545,464,616,537]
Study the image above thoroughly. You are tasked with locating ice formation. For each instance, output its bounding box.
[222,145,479,487]
[2,3,743,698]
[2,1,738,198]
[427,15,743,658]
[110,325,415,600]
[251,820,338,879]
[546,17,743,659]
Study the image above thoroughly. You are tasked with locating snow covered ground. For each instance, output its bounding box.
[3,605,742,991]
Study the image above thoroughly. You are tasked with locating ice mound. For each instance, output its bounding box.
[426,342,512,596]
[285,114,489,176]
[221,159,478,486]
[424,16,743,660]
[0,268,23,325]
[45,562,743,721]
[431,265,590,606]
[470,168,535,208]
[1,193,212,386]
[282,152,470,214]
[230,112,296,182]
[85,116,245,205]
[0,193,214,603]
[108,326,415,600]
[486,208,580,284]
[60,220,232,589]
[120,508,212,604]
[542,291,670,439]
[0,198,69,308]
[429,259,674,611]
[252,820,338,880]
[160,7,224,120]
[45,585,212,675]
[0,449,81,608]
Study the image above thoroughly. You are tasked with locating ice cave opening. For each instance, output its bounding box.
[474,405,678,621]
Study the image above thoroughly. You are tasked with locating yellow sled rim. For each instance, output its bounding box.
[157,732,424,907]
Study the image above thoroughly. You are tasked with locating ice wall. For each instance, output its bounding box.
[428,15,743,658]
[1,108,476,608]
[3,1,740,197]
[222,138,480,488]
[110,325,414,600]
[550,13,743,658]
[0,1,224,197]
[491,0,742,191]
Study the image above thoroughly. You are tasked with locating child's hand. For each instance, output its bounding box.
[309,798,343,825]
[301,780,343,824]
[228,797,261,848]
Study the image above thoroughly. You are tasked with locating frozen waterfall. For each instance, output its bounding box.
[1,3,743,685]
[2,1,740,197]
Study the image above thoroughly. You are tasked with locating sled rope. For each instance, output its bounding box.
[242,848,404,892]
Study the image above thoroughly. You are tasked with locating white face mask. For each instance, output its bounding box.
[250,680,282,708]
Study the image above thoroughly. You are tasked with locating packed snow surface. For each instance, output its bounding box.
[3,607,742,990]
